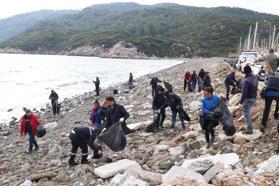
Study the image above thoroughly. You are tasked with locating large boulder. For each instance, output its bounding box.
[94,159,141,179]
[162,166,205,183]
[187,159,214,174]
[234,129,262,141]
[182,153,240,169]
[254,155,279,175]
[228,93,241,107]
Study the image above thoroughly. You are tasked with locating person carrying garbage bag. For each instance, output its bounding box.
[19,109,42,153]
[68,126,102,166]
[161,91,190,129]
[200,87,221,149]
[99,96,131,163]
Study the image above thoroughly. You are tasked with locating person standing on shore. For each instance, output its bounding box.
[190,71,198,92]
[19,109,41,153]
[93,77,100,96]
[104,96,131,162]
[240,65,258,134]
[224,70,238,100]
[49,90,59,115]
[150,77,161,96]
[203,72,212,88]
[200,87,221,149]
[198,69,206,92]
[128,73,134,89]
[184,71,191,92]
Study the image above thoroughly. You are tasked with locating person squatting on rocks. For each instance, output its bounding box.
[198,69,205,92]
[152,85,166,129]
[68,126,102,166]
[49,90,59,115]
[104,96,131,162]
[161,92,187,129]
[93,77,100,96]
[200,87,221,149]
[265,48,279,74]
[241,65,258,134]
[150,77,161,96]
[128,73,134,89]
[19,109,41,153]
[190,70,198,92]
[184,71,191,92]
[224,70,238,100]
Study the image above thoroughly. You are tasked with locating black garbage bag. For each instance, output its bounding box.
[216,99,236,136]
[36,125,46,138]
[145,113,160,133]
[99,123,126,152]
[178,107,191,121]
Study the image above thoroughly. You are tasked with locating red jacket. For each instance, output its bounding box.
[184,72,191,81]
[19,113,41,136]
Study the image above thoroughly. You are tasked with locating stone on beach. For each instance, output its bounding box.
[94,159,141,179]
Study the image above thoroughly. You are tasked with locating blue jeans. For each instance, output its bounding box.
[243,98,256,130]
[28,132,38,151]
[192,82,197,92]
[171,111,185,128]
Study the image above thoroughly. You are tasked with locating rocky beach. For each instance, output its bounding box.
[0,57,278,186]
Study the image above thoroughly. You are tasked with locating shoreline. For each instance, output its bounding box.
[0,59,185,134]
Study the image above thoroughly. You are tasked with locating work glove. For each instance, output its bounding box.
[119,118,125,123]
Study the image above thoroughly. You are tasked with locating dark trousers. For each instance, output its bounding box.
[225,84,236,100]
[204,118,214,143]
[184,80,188,91]
[156,109,166,127]
[28,132,38,151]
[69,133,89,161]
[192,81,197,92]
[51,100,58,115]
[95,86,100,96]
[151,87,156,96]
[261,96,279,128]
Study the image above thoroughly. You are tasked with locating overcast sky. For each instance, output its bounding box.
[1,0,278,19]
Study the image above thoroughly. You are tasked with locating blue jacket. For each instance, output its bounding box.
[240,73,258,104]
[225,72,237,86]
[265,90,279,97]
[202,95,221,113]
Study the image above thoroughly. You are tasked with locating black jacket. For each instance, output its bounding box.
[190,73,198,83]
[105,104,130,128]
[49,92,59,102]
[203,76,212,87]
[152,93,165,110]
[161,93,183,112]
[94,79,100,88]
[72,126,97,150]
[198,70,205,79]
[150,78,161,88]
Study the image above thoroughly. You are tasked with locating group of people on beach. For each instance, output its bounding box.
[18,48,279,166]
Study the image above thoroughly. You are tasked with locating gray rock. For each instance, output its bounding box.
[234,129,262,141]
[109,174,148,186]
[187,159,214,174]
[254,155,279,175]
[189,140,201,150]
[204,162,224,182]
[162,166,205,183]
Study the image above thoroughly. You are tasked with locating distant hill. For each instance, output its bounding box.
[0,10,78,42]
[1,3,279,57]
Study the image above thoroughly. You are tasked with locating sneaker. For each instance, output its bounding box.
[105,158,113,163]
[260,126,266,133]
[242,128,253,134]
[206,143,211,149]
[34,147,39,151]
[81,159,89,164]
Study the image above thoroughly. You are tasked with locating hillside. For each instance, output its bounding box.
[0,10,78,43]
[1,3,279,57]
